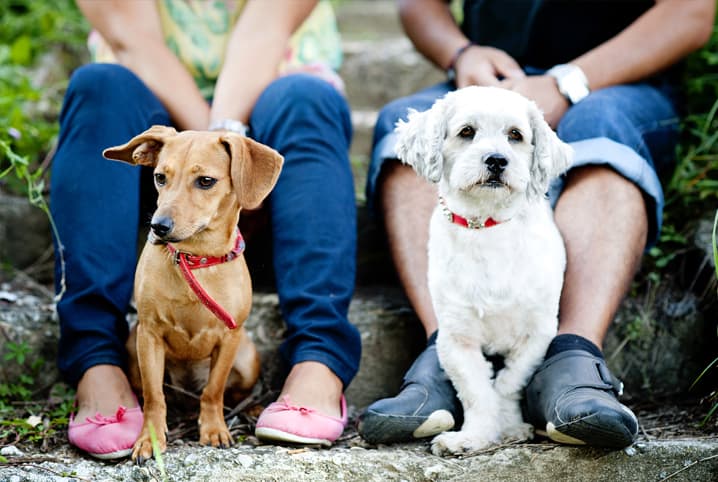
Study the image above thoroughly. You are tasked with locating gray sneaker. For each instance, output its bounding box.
[525,350,638,448]
[357,341,462,445]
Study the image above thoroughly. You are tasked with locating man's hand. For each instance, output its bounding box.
[454,45,525,88]
[500,75,570,129]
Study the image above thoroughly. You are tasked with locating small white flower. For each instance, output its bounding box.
[26,415,42,427]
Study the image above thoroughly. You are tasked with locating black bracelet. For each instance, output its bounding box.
[446,41,475,82]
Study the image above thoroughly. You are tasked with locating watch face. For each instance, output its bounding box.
[549,65,589,104]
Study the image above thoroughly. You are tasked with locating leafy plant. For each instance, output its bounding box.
[0,342,74,447]
[0,0,87,295]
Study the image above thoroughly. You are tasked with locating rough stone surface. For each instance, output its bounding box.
[0,440,717,481]
[1,271,714,407]
[0,192,53,272]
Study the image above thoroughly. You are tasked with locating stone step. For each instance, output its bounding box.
[335,0,404,41]
[1,439,717,481]
[1,271,713,411]
[340,37,445,112]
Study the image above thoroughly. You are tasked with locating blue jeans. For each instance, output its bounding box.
[51,64,361,388]
[367,77,680,247]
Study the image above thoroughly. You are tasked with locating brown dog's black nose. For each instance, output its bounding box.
[485,154,508,175]
[150,216,173,238]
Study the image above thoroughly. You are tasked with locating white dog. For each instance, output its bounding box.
[395,86,573,455]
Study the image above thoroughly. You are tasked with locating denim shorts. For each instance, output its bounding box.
[366,76,681,247]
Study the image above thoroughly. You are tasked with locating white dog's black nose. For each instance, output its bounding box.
[485,154,508,175]
[150,216,174,238]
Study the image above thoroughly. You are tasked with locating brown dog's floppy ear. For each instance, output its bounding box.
[102,125,178,166]
[221,134,284,209]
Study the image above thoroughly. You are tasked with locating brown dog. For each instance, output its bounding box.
[103,125,283,461]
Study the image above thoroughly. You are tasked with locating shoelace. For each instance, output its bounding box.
[86,406,127,425]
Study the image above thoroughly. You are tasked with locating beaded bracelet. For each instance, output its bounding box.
[446,41,475,83]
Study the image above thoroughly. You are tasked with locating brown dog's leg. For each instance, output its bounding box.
[125,323,143,396]
[224,327,261,405]
[131,322,168,462]
[198,335,242,448]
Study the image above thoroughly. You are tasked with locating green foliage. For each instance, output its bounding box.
[662,26,718,427]
[0,0,87,196]
[667,26,718,212]
[0,341,74,447]
[149,422,169,481]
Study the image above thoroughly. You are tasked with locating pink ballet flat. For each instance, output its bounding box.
[255,395,348,447]
[68,402,143,460]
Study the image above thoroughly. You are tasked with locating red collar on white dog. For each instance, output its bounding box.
[439,197,503,229]
[165,230,245,330]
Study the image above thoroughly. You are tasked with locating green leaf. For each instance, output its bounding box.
[10,35,33,65]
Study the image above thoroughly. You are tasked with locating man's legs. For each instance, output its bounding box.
[357,83,463,444]
[555,166,647,346]
[359,82,678,447]
[380,163,439,337]
[523,165,646,447]
[525,83,679,448]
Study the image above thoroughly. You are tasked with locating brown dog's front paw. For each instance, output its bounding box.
[131,426,167,463]
[199,421,234,449]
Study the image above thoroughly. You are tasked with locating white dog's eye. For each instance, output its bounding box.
[458,126,475,139]
[508,128,523,143]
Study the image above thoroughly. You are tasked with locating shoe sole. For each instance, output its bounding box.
[359,409,455,444]
[413,410,456,439]
[87,447,133,460]
[255,427,332,447]
[543,410,636,449]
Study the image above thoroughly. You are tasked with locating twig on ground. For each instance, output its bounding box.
[659,453,718,481]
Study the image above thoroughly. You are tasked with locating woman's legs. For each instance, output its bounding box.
[250,74,361,417]
[51,63,170,419]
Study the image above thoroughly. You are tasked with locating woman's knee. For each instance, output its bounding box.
[67,64,140,103]
[259,74,349,121]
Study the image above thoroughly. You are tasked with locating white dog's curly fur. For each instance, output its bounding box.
[395,86,573,455]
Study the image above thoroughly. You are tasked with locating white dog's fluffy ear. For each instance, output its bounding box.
[394,98,449,183]
[527,102,574,198]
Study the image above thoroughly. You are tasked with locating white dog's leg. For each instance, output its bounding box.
[493,328,555,442]
[431,330,501,456]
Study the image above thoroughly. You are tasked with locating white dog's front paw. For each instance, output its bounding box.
[501,422,534,443]
[431,430,496,456]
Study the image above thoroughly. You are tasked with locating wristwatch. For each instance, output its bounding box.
[208,118,249,137]
[546,64,590,105]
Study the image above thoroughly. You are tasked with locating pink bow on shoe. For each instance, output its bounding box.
[255,395,348,447]
[68,403,143,460]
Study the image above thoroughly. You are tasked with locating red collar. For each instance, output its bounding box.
[439,197,504,229]
[165,230,245,330]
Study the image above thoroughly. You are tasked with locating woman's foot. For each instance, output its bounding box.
[69,364,143,459]
[255,361,347,446]
[74,365,138,421]
[276,361,343,417]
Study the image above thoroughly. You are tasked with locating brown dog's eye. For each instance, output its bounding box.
[458,126,475,139]
[154,173,167,187]
[508,128,523,142]
[196,176,217,190]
